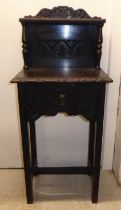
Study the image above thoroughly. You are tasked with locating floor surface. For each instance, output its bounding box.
[0,169,121,209]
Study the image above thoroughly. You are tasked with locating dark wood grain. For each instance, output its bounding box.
[19,7,105,71]
[17,84,33,204]
[11,68,112,83]
[91,84,106,203]
[11,6,113,204]
[88,121,95,170]
[31,166,92,176]
[29,120,37,168]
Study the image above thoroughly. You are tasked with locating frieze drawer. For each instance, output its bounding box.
[23,83,102,107]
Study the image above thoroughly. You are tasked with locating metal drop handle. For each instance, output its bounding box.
[59,93,65,105]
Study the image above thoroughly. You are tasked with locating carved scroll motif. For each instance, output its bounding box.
[39,40,86,58]
[22,6,105,21]
[54,41,70,57]
[36,6,91,19]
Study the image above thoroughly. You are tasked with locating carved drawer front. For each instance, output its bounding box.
[24,83,101,107]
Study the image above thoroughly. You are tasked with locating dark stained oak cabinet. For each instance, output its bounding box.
[11,6,113,204]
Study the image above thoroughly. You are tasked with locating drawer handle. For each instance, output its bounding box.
[59,93,65,105]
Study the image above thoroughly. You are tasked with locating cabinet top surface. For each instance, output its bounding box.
[11,68,112,83]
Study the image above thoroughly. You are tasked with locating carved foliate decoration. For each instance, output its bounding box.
[21,6,105,22]
[36,6,90,19]
[20,6,106,70]
[39,40,86,58]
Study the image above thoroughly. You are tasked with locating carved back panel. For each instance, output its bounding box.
[20,6,105,70]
